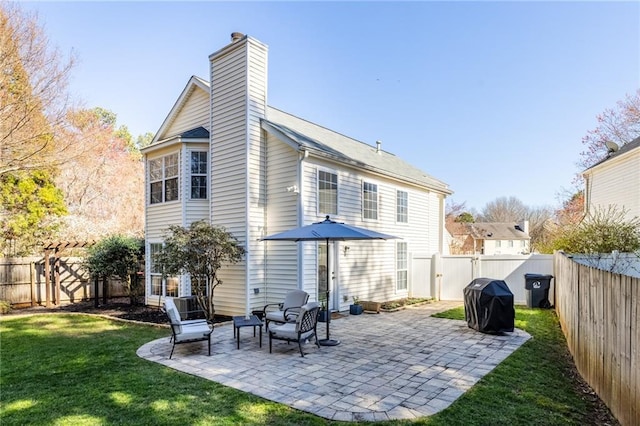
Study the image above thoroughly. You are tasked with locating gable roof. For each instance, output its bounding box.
[448,222,530,240]
[263,107,451,194]
[146,76,451,194]
[151,75,209,143]
[584,136,640,172]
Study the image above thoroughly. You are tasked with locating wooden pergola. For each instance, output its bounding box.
[42,240,95,308]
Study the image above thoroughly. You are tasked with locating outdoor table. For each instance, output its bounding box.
[232,315,263,349]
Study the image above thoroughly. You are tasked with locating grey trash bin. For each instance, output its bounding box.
[524,274,553,308]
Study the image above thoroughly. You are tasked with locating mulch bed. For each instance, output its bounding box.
[7,297,232,325]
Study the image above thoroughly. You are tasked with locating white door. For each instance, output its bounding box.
[317,242,339,311]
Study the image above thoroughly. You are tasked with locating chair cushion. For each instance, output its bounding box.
[265,311,286,323]
[164,304,183,334]
[175,326,211,343]
[269,322,297,339]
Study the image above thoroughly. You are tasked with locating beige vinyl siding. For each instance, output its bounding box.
[246,43,268,312]
[145,147,184,240]
[301,157,443,310]
[209,37,268,316]
[263,135,299,308]
[162,87,209,139]
[587,151,640,221]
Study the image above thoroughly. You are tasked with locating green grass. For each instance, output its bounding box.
[0,309,607,425]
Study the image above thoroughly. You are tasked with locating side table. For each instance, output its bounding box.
[232,315,263,350]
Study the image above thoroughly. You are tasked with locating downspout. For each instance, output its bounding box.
[297,149,308,291]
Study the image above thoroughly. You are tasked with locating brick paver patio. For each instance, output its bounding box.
[137,301,530,422]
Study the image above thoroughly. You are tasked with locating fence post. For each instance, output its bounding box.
[30,262,36,307]
[54,248,61,306]
[102,276,108,304]
[94,276,99,308]
[44,249,52,308]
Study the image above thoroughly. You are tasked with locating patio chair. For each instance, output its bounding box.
[268,302,320,357]
[163,297,213,359]
[263,289,309,328]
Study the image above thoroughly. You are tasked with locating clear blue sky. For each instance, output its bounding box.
[23,1,639,212]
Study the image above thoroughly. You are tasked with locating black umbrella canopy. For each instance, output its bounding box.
[262,216,399,345]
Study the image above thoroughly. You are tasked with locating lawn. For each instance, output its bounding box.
[0,309,614,425]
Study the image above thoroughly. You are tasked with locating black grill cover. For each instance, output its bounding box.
[464,278,515,333]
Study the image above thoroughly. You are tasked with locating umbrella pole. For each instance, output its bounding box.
[319,238,340,346]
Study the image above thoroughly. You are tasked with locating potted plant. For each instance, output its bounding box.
[349,296,363,315]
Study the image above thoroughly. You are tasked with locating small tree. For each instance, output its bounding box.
[154,221,245,321]
[84,235,144,305]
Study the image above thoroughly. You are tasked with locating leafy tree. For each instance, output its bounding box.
[154,221,245,321]
[84,235,144,305]
[0,170,67,256]
[0,3,75,176]
[455,212,475,223]
[578,89,640,173]
[136,132,154,150]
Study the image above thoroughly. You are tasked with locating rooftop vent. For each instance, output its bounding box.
[376,140,382,154]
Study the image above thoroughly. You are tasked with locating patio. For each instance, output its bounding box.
[137,301,530,422]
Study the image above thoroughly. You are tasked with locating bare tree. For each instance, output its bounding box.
[478,196,529,223]
[578,89,640,172]
[56,108,144,241]
[0,3,78,176]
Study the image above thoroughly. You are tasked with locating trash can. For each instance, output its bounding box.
[464,278,515,333]
[524,274,553,308]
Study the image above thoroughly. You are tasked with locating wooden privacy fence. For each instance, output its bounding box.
[554,251,639,426]
[0,257,128,308]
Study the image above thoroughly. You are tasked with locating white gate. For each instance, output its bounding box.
[438,254,554,304]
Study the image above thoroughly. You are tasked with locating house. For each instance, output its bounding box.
[447,221,530,255]
[582,136,640,222]
[141,33,452,316]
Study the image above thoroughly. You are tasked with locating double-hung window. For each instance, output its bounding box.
[396,242,408,291]
[190,151,207,199]
[318,170,337,215]
[149,153,179,204]
[149,243,178,297]
[396,190,408,223]
[363,182,378,220]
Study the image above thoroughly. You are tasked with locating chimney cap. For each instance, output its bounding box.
[231,32,245,42]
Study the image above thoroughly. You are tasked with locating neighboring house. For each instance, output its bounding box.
[447,221,530,255]
[141,33,452,316]
[583,136,640,222]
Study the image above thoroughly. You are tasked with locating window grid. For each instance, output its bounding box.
[396,242,408,291]
[363,182,378,220]
[149,153,179,204]
[318,170,337,215]
[396,190,408,223]
[149,243,178,297]
[190,151,207,199]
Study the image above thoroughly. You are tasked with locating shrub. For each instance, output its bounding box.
[0,300,11,314]
[84,235,144,305]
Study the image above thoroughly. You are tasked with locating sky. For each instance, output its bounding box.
[21,1,640,212]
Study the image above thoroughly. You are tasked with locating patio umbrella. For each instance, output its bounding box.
[261,215,399,346]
